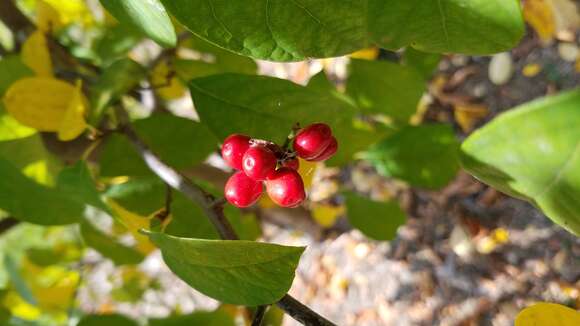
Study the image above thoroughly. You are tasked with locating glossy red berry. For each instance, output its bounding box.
[225,172,263,207]
[293,123,332,160]
[265,168,306,208]
[309,136,338,162]
[282,158,300,170]
[221,134,251,170]
[242,145,277,181]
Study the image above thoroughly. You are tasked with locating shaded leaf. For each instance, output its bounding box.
[149,308,235,326]
[0,157,82,225]
[56,161,109,214]
[78,314,138,326]
[146,231,304,305]
[347,59,425,123]
[461,90,580,236]
[99,0,176,47]
[80,222,144,266]
[402,48,441,80]
[345,192,406,241]
[21,30,52,77]
[364,124,460,189]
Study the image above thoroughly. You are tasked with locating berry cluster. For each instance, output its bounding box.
[222,123,338,208]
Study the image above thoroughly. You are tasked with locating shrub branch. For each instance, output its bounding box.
[115,107,335,326]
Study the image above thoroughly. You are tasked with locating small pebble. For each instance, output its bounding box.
[488,52,514,85]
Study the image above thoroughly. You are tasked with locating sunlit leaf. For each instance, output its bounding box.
[108,200,155,254]
[515,302,580,326]
[146,231,304,305]
[21,30,53,77]
[461,90,580,236]
[100,0,176,47]
[57,80,87,141]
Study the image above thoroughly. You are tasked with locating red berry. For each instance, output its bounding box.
[221,134,250,170]
[309,136,337,162]
[265,168,306,208]
[242,145,277,181]
[282,158,300,170]
[225,172,263,207]
[293,123,332,160]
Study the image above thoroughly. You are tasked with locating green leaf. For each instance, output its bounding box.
[346,59,425,123]
[402,48,441,80]
[149,309,235,326]
[189,73,376,165]
[57,161,110,214]
[0,104,36,141]
[77,314,138,326]
[99,0,176,47]
[161,0,524,61]
[90,59,146,122]
[146,231,305,305]
[345,192,406,241]
[94,24,143,65]
[461,90,580,236]
[4,255,36,305]
[0,56,33,96]
[363,124,460,189]
[80,221,144,266]
[0,157,82,225]
[99,114,217,177]
[306,70,334,92]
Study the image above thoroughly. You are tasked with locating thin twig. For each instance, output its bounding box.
[115,107,336,326]
[251,305,268,326]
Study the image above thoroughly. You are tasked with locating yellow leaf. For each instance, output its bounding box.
[476,228,510,254]
[2,77,89,138]
[2,291,41,321]
[297,159,318,190]
[36,0,62,32]
[151,61,187,100]
[21,259,79,312]
[575,56,580,73]
[454,104,488,133]
[21,30,53,77]
[350,47,379,60]
[57,80,87,141]
[522,63,542,77]
[523,0,556,42]
[108,200,155,254]
[311,204,345,227]
[515,302,580,326]
[42,0,93,26]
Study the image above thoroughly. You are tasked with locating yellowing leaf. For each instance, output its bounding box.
[575,56,580,73]
[57,81,87,141]
[2,291,41,321]
[108,200,155,254]
[151,60,186,100]
[350,47,379,60]
[515,302,580,326]
[297,159,318,190]
[42,0,93,27]
[522,63,542,77]
[21,259,79,312]
[454,104,489,133]
[523,0,557,42]
[477,228,510,254]
[312,204,345,227]
[36,0,62,32]
[21,30,53,77]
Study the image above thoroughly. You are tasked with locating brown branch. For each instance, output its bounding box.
[115,107,336,326]
[0,217,20,236]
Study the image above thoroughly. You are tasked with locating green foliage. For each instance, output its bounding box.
[77,314,138,326]
[146,231,304,305]
[461,90,580,236]
[0,158,82,225]
[99,114,217,177]
[149,309,236,326]
[161,0,524,61]
[345,192,407,240]
[80,221,144,265]
[90,58,146,122]
[99,0,176,47]
[189,73,377,165]
[363,124,460,189]
[57,161,110,214]
[347,58,426,123]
